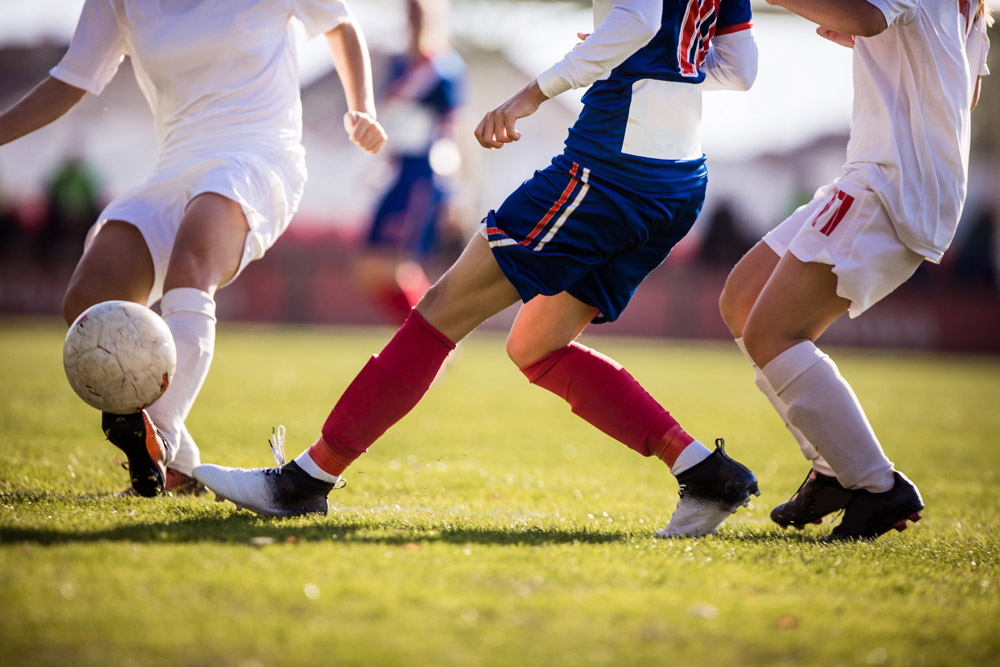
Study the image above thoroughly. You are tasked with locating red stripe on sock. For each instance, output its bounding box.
[651,424,695,467]
[308,438,359,476]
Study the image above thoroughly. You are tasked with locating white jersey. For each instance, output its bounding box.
[843,0,991,262]
[48,0,353,304]
[50,0,351,164]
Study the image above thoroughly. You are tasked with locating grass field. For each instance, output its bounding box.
[1,317,999,667]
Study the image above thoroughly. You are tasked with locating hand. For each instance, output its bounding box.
[343,110,387,154]
[474,80,548,150]
[816,26,856,48]
[576,32,591,45]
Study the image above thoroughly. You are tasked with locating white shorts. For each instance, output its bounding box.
[86,148,306,305]
[764,180,924,318]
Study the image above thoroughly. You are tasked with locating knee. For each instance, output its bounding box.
[505,330,552,370]
[718,273,750,337]
[164,249,212,292]
[62,283,95,325]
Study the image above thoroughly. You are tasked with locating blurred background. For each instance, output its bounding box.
[1,0,998,352]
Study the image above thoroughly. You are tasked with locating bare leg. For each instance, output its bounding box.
[719,242,833,474]
[149,193,250,474]
[416,232,521,342]
[62,220,155,324]
[743,253,894,491]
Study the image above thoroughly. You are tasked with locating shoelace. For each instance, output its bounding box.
[265,425,286,475]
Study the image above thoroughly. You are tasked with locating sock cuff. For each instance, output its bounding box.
[409,309,457,351]
[762,340,826,395]
[519,345,574,383]
[295,447,344,483]
[160,287,216,321]
[305,437,361,477]
[734,337,754,367]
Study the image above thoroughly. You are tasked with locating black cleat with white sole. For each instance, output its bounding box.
[656,439,760,538]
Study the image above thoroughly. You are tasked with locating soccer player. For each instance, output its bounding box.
[357,0,469,324]
[196,0,761,538]
[718,0,991,539]
[0,1,387,497]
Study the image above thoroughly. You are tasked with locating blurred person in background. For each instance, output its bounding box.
[196,0,764,539]
[40,155,100,264]
[357,0,468,324]
[719,0,991,540]
[0,0,386,498]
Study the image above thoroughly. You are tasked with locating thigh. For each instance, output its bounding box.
[743,252,850,367]
[416,233,521,342]
[62,220,155,323]
[164,192,250,293]
[506,292,599,367]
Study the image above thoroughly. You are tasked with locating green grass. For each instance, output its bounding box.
[1,318,999,666]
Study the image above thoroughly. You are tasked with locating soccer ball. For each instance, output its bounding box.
[63,300,177,414]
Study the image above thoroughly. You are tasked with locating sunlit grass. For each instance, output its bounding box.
[1,318,998,666]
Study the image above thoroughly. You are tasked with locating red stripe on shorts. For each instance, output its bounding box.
[520,162,579,247]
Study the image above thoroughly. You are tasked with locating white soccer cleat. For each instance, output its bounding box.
[194,426,340,517]
[656,439,760,538]
[194,461,337,517]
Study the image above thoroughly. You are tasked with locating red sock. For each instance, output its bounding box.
[310,310,455,475]
[521,342,694,466]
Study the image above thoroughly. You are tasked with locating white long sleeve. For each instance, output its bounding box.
[702,29,758,92]
[536,0,662,98]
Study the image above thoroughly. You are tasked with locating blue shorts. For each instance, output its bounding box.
[368,156,446,256]
[483,154,706,322]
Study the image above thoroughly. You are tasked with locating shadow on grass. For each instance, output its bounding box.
[0,517,638,547]
[0,490,804,547]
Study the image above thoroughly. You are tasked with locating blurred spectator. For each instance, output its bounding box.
[356,0,468,324]
[39,155,100,263]
[697,200,755,266]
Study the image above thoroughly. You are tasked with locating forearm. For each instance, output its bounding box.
[537,0,662,98]
[325,19,377,117]
[0,77,85,146]
[765,0,887,37]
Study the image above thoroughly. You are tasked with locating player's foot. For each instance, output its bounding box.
[116,468,206,498]
[827,471,924,540]
[193,461,340,517]
[656,439,760,538]
[103,410,167,498]
[770,469,852,529]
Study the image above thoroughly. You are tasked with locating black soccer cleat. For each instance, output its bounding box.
[770,469,853,529]
[827,471,924,540]
[103,409,167,498]
[193,460,340,517]
[656,439,761,538]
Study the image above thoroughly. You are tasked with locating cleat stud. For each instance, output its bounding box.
[893,520,907,532]
[811,519,822,525]
[909,512,921,522]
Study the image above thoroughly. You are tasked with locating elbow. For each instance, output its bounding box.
[733,58,758,91]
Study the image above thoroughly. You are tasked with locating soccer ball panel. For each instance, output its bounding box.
[63,301,177,414]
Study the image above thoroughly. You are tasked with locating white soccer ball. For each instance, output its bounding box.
[63,300,177,414]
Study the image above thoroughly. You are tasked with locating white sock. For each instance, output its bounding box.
[761,341,894,492]
[294,450,342,484]
[166,424,202,477]
[670,440,712,476]
[735,338,836,477]
[147,288,216,471]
